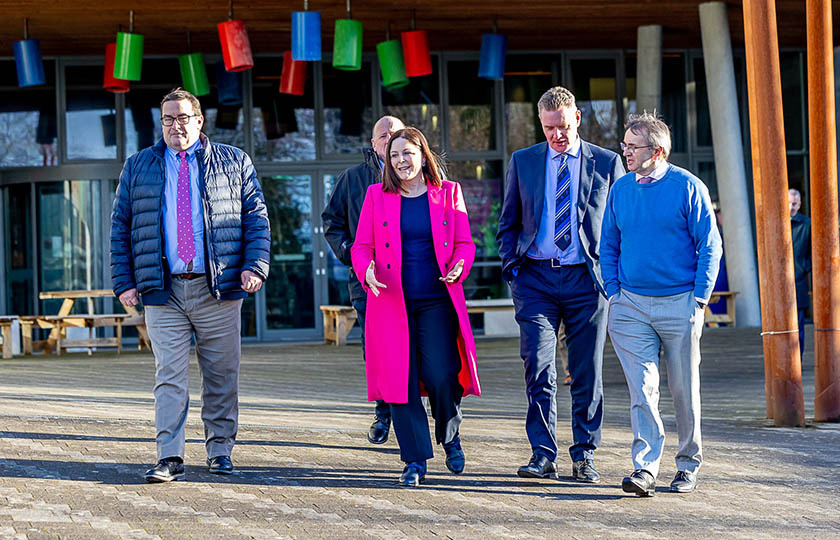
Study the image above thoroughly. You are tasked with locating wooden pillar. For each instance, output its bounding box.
[742,0,805,426]
[806,0,840,422]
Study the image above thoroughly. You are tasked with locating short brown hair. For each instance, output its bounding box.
[381,127,445,194]
[160,87,202,117]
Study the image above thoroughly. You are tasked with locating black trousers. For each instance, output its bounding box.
[352,297,391,420]
[391,297,464,463]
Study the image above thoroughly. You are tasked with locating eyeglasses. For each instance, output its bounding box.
[620,142,653,153]
[161,114,200,126]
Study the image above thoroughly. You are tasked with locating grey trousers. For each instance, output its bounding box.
[144,277,243,461]
[607,289,704,478]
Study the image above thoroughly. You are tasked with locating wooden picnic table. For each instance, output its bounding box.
[21,289,151,355]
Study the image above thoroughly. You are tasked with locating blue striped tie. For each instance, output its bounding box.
[554,154,572,251]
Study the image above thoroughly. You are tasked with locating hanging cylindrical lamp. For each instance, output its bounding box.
[216,61,243,106]
[114,10,144,81]
[280,51,307,96]
[179,32,210,96]
[292,0,322,61]
[103,43,130,93]
[401,11,432,77]
[218,0,254,72]
[332,0,362,71]
[14,19,46,87]
[377,21,409,90]
[478,19,507,81]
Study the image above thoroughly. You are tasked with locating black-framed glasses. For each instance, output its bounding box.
[620,142,653,153]
[161,114,200,126]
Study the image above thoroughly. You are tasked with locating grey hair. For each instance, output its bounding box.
[537,86,577,113]
[625,111,671,160]
[789,188,802,198]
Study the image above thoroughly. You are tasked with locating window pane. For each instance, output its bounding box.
[626,54,687,153]
[323,173,352,306]
[0,60,57,167]
[447,60,495,152]
[263,174,314,329]
[6,184,34,315]
[781,52,805,152]
[323,63,373,156]
[504,55,555,155]
[252,57,316,162]
[695,160,719,203]
[446,160,505,300]
[569,58,618,150]
[125,90,162,157]
[382,57,441,149]
[693,57,713,147]
[65,65,116,160]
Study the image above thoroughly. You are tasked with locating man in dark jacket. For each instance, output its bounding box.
[789,188,811,358]
[321,115,404,444]
[111,88,270,483]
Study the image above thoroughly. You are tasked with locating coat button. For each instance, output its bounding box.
[387,264,391,269]
[385,242,389,247]
[443,220,447,225]
[444,241,448,247]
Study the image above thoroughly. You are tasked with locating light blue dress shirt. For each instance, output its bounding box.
[527,138,585,265]
[163,139,206,274]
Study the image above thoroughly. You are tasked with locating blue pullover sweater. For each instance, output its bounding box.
[600,164,722,300]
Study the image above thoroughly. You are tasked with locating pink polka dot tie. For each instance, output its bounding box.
[176,151,195,264]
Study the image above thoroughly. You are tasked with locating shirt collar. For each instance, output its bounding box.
[635,160,669,182]
[166,138,202,160]
[549,138,581,161]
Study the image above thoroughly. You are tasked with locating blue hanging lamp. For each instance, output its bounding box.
[478,18,507,81]
[13,18,46,87]
[216,60,243,106]
[292,0,321,61]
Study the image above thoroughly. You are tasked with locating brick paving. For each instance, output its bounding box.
[0,327,838,539]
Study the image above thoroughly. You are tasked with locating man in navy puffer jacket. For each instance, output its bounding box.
[111,88,270,483]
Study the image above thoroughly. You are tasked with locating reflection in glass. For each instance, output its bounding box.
[570,59,618,151]
[125,90,162,156]
[66,65,117,160]
[263,175,314,329]
[323,63,373,156]
[323,173,352,306]
[382,57,440,149]
[447,60,495,152]
[0,60,57,167]
[624,54,687,153]
[504,55,555,155]
[37,180,105,315]
[6,185,34,315]
[253,57,316,162]
[446,161,504,300]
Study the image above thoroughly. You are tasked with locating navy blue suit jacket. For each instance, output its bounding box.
[496,140,625,296]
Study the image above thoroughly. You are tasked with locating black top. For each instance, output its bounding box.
[401,192,448,300]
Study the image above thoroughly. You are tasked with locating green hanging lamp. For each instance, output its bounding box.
[376,21,409,90]
[179,32,210,96]
[332,0,363,71]
[114,10,144,81]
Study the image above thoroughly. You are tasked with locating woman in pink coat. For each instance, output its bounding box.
[351,127,480,487]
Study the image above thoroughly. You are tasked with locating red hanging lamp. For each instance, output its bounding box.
[401,11,432,77]
[218,0,254,72]
[280,51,307,96]
[103,42,130,93]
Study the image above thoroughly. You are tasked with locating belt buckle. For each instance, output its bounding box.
[550,259,562,268]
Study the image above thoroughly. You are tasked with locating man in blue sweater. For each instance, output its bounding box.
[601,112,722,496]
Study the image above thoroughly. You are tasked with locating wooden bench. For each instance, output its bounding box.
[320,305,358,346]
[42,314,133,355]
[0,316,17,359]
[466,298,514,313]
[705,290,739,327]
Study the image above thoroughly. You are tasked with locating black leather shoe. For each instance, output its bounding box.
[399,462,426,487]
[367,417,390,445]
[443,439,465,474]
[517,455,557,479]
[207,455,234,475]
[572,458,601,483]
[144,458,184,483]
[669,471,697,493]
[622,469,656,497]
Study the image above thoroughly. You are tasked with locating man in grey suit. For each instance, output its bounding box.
[601,112,721,496]
[497,86,625,483]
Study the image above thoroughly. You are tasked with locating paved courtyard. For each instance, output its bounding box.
[0,327,838,539]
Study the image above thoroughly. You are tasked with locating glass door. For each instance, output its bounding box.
[4,184,35,315]
[564,53,623,153]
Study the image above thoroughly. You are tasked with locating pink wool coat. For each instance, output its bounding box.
[351,180,481,404]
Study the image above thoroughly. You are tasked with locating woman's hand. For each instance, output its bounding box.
[440,259,465,284]
[365,260,387,296]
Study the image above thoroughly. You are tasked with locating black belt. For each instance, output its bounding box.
[526,258,586,269]
[172,273,204,280]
